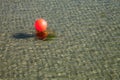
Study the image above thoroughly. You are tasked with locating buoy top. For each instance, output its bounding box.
[34,18,47,32]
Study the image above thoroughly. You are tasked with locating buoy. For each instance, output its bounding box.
[34,18,47,32]
[34,18,56,40]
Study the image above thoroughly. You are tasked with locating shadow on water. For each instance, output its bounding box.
[12,32,56,41]
[12,33,35,39]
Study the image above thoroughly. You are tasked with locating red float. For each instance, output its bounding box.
[34,18,47,32]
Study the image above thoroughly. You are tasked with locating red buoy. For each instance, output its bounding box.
[34,18,56,40]
[34,18,48,40]
[34,18,47,32]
